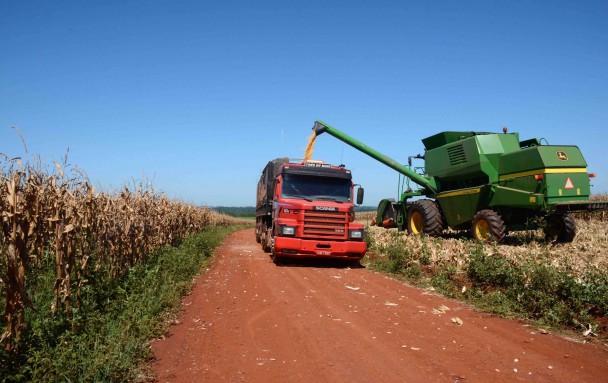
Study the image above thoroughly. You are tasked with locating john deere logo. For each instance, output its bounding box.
[556,151,568,161]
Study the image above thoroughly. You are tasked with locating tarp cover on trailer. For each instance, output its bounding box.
[256,158,289,214]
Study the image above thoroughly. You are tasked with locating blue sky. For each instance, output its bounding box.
[1,1,607,206]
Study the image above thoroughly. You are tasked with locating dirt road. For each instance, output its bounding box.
[151,229,608,382]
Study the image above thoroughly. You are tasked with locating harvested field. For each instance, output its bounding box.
[357,195,608,276]
[364,219,608,276]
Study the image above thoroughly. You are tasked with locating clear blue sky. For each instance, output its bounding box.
[2,1,607,206]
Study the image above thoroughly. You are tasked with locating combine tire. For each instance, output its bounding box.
[406,200,444,236]
[471,210,506,243]
[545,214,576,243]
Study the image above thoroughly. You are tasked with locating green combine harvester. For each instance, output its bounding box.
[312,120,607,243]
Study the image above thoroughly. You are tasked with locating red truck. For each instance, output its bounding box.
[256,158,367,264]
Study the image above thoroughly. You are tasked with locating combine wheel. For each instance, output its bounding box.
[471,210,506,242]
[406,200,444,236]
[545,214,576,243]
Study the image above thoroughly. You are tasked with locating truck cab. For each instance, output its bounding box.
[256,159,366,263]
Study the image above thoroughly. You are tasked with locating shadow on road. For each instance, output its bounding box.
[272,257,365,269]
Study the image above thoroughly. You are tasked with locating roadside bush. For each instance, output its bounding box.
[0,225,245,383]
[468,247,607,328]
[372,232,423,277]
[580,267,608,316]
[365,228,608,337]
[468,246,525,290]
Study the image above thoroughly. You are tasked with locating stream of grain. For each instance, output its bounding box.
[304,131,316,161]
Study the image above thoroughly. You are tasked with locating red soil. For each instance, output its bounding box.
[150,229,608,382]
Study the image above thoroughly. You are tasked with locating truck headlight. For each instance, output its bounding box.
[349,229,364,239]
[281,226,296,236]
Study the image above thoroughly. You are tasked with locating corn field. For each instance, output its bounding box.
[0,155,240,351]
[357,194,608,276]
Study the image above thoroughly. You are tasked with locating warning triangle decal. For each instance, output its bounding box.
[564,177,574,189]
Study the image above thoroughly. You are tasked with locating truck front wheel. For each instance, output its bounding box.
[271,252,282,265]
[471,210,506,243]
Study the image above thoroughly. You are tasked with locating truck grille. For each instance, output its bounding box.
[303,210,348,239]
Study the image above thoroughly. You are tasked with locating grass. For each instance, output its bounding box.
[0,225,248,383]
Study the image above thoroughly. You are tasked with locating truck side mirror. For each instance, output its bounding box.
[356,187,364,205]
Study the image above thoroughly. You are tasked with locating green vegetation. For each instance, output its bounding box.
[0,225,246,383]
[466,249,608,329]
[354,205,377,212]
[213,206,256,217]
[365,226,608,338]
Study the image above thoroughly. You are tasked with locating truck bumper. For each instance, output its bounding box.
[274,237,366,260]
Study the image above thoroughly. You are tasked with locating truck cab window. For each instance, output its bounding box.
[281,174,351,202]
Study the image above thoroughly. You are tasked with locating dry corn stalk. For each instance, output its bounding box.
[0,156,244,351]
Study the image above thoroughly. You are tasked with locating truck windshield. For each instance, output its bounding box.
[281,174,351,202]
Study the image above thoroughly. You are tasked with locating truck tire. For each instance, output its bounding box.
[271,252,282,265]
[255,223,262,243]
[545,214,576,243]
[471,210,506,243]
[406,200,444,236]
[261,225,272,253]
